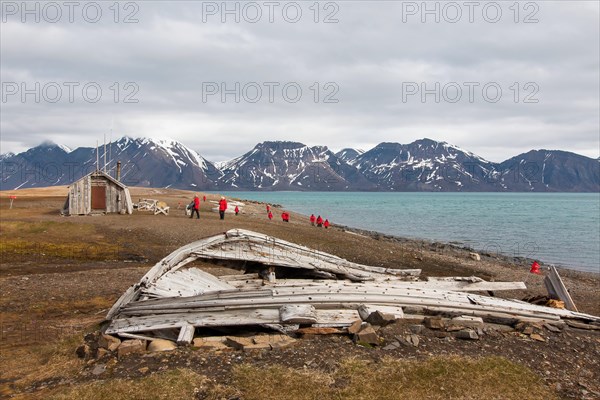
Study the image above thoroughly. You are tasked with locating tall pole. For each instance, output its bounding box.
[103,133,107,173]
[96,140,99,172]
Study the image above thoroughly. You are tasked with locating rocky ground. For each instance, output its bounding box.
[0,187,599,399]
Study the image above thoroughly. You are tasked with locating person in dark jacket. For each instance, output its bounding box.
[316,215,323,227]
[218,197,227,220]
[190,195,200,219]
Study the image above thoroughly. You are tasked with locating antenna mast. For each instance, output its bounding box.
[96,140,99,171]
[103,133,107,172]
[109,128,113,176]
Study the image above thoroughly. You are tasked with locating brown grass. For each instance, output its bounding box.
[0,333,85,397]
[230,356,556,400]
[29,356,556,400]
[0,221,121,262]
[44,369,227,400]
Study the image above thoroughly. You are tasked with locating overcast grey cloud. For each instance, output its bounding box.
[1,1,598,162]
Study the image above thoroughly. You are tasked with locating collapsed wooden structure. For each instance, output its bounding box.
[106,229,600,343]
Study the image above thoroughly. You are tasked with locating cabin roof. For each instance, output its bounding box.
[71,170,129,190]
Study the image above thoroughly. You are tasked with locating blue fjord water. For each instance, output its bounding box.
[220,192,600,273]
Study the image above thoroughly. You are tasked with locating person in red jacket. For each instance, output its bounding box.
[268,211,273,220]
[324,219,330,229]
[234,205,239,215]
[203,195,206,202]
[190,194,200,219]
[316,215,323,227]
[266,204,271,213]
[310,214,316,226]
[218,197,227,220]
[282,212,289,222]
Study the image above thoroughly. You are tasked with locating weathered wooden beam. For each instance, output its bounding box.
[279,304,317,324]
[176,324,195,345]
[544,266,578,312]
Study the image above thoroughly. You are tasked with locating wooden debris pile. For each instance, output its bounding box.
[135,199,170,215]
[104,229,600,349]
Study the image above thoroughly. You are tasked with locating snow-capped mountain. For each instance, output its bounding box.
[352,139,599,191]
[219,141,376,191]
[1,137,598,192]
[335,148,364,166]
[497,150,600,192]
[353,139,500,191]
[0,137,221,190]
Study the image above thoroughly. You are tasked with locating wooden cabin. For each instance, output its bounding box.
[65,171,133,215]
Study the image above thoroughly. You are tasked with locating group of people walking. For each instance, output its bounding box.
[310,214,330,228]
[188,195,228,220]
[265,204,289,222]
[189,196,329,229]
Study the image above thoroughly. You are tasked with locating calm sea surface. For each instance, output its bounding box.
[220,192,600,273]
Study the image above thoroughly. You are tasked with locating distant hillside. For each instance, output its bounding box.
[1,137,598,192]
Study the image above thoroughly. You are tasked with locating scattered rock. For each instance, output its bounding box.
[117,339,147,358]
[148,339,177,352]
[446,325,463,332]
[469,252,481,261]
[347,320,363,335]
[530,333,546,342]
[138,367,149,374]
[424,317,446,330]
[357,305,371,321]
[91,364,106,376]
[354,324,379,345]
[98,334,121,352]
[408,324,424,334]
[455,330,479,340]
[192,338,230,351]
[383,341,400,350]
[406,334,420,347]
[76,344,92,359]
[365,310,396,327]
[268,334,298,350]
[225,334,297,351]
[226,336,254,350]
[296,327,343,335]
[96,348,110,359]
[449,316,484,329]
[434,331,450,339]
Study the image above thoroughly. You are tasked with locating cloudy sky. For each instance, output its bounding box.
[1,1,598,162]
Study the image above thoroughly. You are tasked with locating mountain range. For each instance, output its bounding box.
[1,137,598,192]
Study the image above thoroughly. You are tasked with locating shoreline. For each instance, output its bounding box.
[232,195,600,276]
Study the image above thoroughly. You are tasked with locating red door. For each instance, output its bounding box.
[91,186,106,210]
